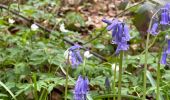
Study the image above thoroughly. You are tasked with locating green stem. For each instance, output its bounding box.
[118,51,123,100]
[143,8,161,100]
[113,59,117,100]
[83,57,86,77]
[39,88,46,100]
[93,94,142,100]
[32,73,38,100]
[143,31,150,100]
[65,65,69,100]
[156,49,162,100]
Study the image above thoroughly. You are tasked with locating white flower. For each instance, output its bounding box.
[84,51,93,58]
[64,49,69,59]
[112,64,119,72]
[8,18,15,24]
[60,23,69,33]
[31,24,39,31]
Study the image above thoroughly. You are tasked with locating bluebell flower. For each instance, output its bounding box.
[166,39,170,54]
[160,50,167,65]
[149,22,159,35]
[160,8,169,25]
[102,18,131,54]
[74,75,89,100]
[68,44,83,68]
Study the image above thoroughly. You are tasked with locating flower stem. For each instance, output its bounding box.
[156,48,162,100]
[83,57,86,77]
[32,73,38,100]
[143,8,160,100]
[65,65,69,100]
[118,51,123,100]
[143,30,150,100]
[113,58,117,100]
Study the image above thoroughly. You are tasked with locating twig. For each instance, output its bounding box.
[0,3,107,62]
[83,0,145,45]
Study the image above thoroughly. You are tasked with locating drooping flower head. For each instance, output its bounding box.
[74,75,89,100]
[102,18,131,54]
[149,22,159,35]
[149,3,170,36]
[68,44,83,68]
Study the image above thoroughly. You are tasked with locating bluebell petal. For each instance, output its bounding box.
[165,3,170,9]
[69,45,81,51]
[102,18,112,25]
[149,22,159,35]
[69,45,83,68]
[106,20,118,31]
[112,24,118,37]
[114,23,124,44]
[166,39,170,54]
[160,9,169,25]
[160,50,167,65]
[123,25,130,41]
[115,42,129,54]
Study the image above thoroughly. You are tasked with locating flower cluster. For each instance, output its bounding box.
[66,44,89,100]
[102,18,131,54]
[68,44,83,68]
[161,38,170,65]
[149,3,170,35]
[74,75,89,100]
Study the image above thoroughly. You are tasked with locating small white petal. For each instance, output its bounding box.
[60,23,69,33]
[165,35,170,39]
[31,24,39,31]
[64,49,69,59]
[8,18,15,24]
[84,51,93,58]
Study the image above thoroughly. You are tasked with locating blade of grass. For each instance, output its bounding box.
[146,70,164,100]
[39,88,47,100]
[32,73,38,100]
[0,81,17,100]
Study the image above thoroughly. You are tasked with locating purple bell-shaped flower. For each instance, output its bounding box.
[160,8,169,25]
[149,22,159,35]
[74,75,89,100]
[102,18,131,54]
